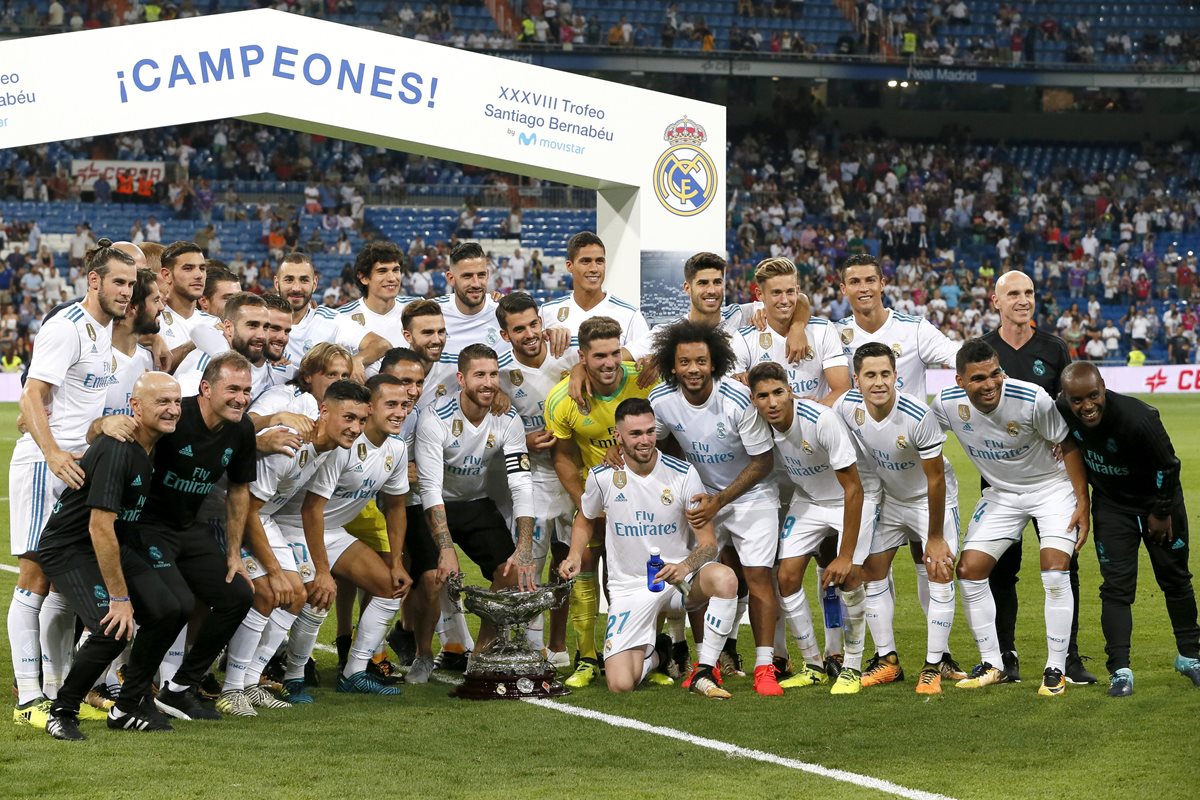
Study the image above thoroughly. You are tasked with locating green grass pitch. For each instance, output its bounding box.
[1,396,1198,800]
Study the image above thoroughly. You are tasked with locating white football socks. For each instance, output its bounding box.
[960,578,1002,668]
[222,608,270,692]
[838,584,867,671]
[345,597,400,677]
[38,590,74,700]
[779,588,822,665]
[914,563,931,617]
[285,605,328,682]
[925,580,956,664]
[1042,570,1072,672]
[245,608,297,687]
[697,595,737,668]
[864,578,897,656]
[8,588,45,704]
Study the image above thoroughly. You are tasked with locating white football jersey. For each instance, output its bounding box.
[251,384,319,419]
[189,310,229,357]
[540,292,650,346]
[250,438,334,517]
[580,454,704,594]
[157,305,198,351]
[287,305,366,364]
[836,388,958,505]
[14,302,116,461]
[436,294,511,359]
[836,310,960,398]
[412,357,461,416]
[415,395,533,518]
[624,305,744,362]
[338,297,418,375]
[497,347,580,480]
[103,345,155,417]
[931,377,1069,494]
[296,432,410,528]
[771,398,858,505]
[731,318,848,400]
[649,378,776,503]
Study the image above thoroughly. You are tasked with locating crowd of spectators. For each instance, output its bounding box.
[725,126,1200,362]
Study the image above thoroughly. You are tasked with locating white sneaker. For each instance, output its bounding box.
[546,650,571,672]
[245,685,293,709]
[405,656,435,685]
[215,690,257,718]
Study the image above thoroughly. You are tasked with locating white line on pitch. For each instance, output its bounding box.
[522,698,958,800]
[0,563,16,574]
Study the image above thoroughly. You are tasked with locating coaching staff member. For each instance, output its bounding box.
[981,271,1095,684]
[1058,362,1200,697]
[133,351,258,721]
[38,372,188,740]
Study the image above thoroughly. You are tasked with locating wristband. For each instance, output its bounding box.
[109,595,130,603]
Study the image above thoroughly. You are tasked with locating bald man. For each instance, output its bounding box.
[980,271,1094,684]
[36,373,190,740]
[1057,362,1200,697]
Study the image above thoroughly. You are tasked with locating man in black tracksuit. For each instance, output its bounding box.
[1058,361,1200,697]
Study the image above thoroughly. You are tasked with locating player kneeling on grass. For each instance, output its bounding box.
[931,339,1090,697]
[559,398,739,699]
[747,363,870,695]
[38,373,187,740]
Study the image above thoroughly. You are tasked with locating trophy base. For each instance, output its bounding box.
[450,668,571,700]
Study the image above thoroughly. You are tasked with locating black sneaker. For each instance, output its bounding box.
[263,652,286,684]
[334,634,352,674]
[197,672,222,701]
[824,653,844,680]
[434,649,471,673]
[155,686,221,721]
[108,698,174,732]
[718,641,745,677]
[46,709,85,741]
[772,655,794,681]
[367,657,403,685]
[1065,652,1098,685]
[669,641,690,681]
[1001,650,1021,683]
[387,623,418,668]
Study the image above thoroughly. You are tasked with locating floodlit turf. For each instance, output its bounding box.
[2,396,1199,800]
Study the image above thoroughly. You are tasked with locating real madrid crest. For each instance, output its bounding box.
[661,488,673,506]
[352,313,365,326]
[715,421,727,439]
[1006,421,1020,438]
[110,355,117,372]
[86,323,96,342]
[510,369,524,386]
[244,557,258,575]
[298,449,309,468]
[801,439,814,455]
[803,346,814,361]
[357,442,368,461]
[759,332,773,349]
[384,455,394,471]
[613,470,627,489]
[557,307,569,322]
[958,405,971,422]
[892,343,902,358]
[451,419,463,437]
[486,433,496,449]
[436,384,447,397]
[519,454,530,471]
[840,328,854,345]
[896,435,908,449]
[854,408,865,426]
[300,564,314,580]
[654,116,717,218]
[163,310,174,326]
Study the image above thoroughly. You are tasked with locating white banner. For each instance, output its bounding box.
[927,364,1200,396]
[71,159,166,189]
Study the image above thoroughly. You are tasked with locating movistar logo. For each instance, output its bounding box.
[519,132,537,146]
[178,445,193,456]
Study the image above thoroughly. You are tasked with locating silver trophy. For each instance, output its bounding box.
[446,574,574,700]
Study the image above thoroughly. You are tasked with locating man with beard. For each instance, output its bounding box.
[260,293,297,394]
[172,293,271,398]
[103,269,163,417]
[273,252,392,372]
[436,242,511,360]
[133,353,258,720]
[9,240,136,728]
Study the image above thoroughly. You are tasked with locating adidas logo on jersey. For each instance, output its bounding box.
[673,423,685,432]
[131,475,142,487]
[615,493,627,502]
[449,440,460,449]
[178,445,193,457]
[90,344,99,354]
[514,389,527,398]
[758,353,772,361]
